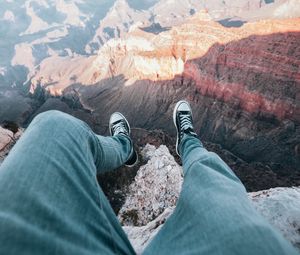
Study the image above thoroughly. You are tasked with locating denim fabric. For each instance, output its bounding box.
[144,135,299,254]
[0,111,298,255]
[0,111,135,255]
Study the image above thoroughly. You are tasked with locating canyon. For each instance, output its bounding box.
[1,1,300,251]
[0,0,299,210]
[23,13,300,189]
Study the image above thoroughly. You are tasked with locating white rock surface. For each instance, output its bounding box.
[123,207,174,255]
[120,144,300,254]
[250,187,300,250]
[0,127,13,152]
[118,144,183,226]
[0,127,22,164]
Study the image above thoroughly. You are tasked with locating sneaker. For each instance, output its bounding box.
[109,112,138,167]
[173,100,197,156]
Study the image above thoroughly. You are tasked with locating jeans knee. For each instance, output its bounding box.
[31,110,77,132]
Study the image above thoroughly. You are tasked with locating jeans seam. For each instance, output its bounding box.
[93,175,119,254]
[116,134,133,163]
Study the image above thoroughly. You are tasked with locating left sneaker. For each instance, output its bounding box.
[109,112,138,167]
[173,100,198,156]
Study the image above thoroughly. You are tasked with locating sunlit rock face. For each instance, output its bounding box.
[0,0,204,86]
[28,15,300,176]
[1,1,300,192]
[1,2,300,253]
[31,14,300,115]
[12,0,205,92]
[1,0,299,88]
[30,14,300,98]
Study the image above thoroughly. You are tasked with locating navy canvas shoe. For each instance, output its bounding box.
[173,100,197,156]
[109,112,138,167]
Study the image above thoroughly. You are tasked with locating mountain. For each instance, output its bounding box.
[0,0,300,195]
[1,2,300,253]
[1,0,299,87]
[25,12,300,178]
[0,0,202,86]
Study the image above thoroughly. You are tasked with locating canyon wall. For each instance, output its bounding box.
[72,17,300,174]
[13,15,300,188]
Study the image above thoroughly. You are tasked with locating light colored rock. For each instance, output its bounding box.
[123,207,174,255]
[118,144,183,226]
[120,144,300,253]
[124,186,300,254]
[250,187,300,250]
[0,128,22,164]
[0,127,13,152]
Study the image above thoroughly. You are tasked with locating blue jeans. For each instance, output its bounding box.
[0,110,298,255]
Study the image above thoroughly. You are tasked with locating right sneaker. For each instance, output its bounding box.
[109,112,138,167]
[173,100,197,156]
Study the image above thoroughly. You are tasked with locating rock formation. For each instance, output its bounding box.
[124,188,300,254]
[118,144,182,226]
[25,15,300,187]
[0,2,300,254]
[117,144,300,254]
[0,126,22,163]
[0,127,13,154]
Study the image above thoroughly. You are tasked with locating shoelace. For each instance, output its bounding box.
[112,121,128,135]
[179,114,194,136]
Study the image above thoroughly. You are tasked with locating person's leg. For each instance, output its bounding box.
[143,101,298,255]
[0,110,135,255]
